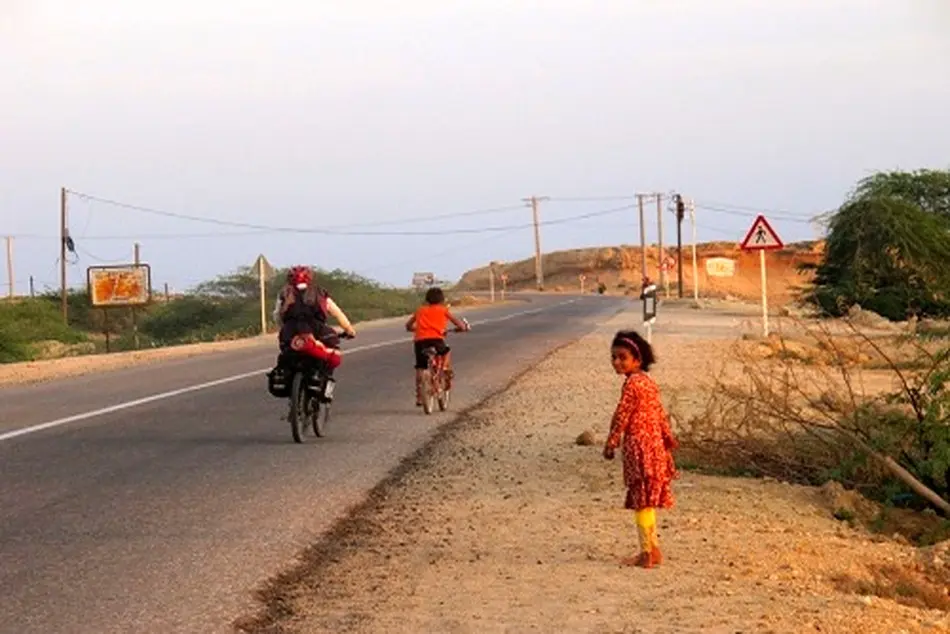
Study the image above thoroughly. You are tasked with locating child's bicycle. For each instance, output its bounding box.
[418,319,470,415]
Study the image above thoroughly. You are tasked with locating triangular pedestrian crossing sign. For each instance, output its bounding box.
[740,215,783,251]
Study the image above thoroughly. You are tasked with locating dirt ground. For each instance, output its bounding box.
[236,305,950,634]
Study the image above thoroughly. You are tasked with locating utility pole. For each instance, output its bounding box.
[132,242,141,348]
[29,276,35,299]
[637,194,648,287]
[689,198,699,303]
[656,193,667,297]
[5,236,13,299]
[674,194,685,298]
[60,187,68,323]
[522,196,549,291]
[164,282,170,303]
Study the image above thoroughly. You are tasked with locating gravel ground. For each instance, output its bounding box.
[238,305,950,634]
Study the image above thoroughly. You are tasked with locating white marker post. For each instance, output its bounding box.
[489,265,496,303]
[255,254,273,335]
[689,199,699,303]
[739,215,783,337]
[258,257,267,335]
[641,282,658,344]
[579,273,586,294]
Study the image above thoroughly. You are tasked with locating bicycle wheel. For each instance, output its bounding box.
[421,368,435,415]
[437,369,450,412]
[289,372,307,443]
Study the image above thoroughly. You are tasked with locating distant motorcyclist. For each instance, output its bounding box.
[272,266,356,375]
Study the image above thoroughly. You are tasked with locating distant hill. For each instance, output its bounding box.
[456,241,824,303]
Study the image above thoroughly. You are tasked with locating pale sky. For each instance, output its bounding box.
[2,1,948,292]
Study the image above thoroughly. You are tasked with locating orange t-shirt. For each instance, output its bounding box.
[413,304,450,341]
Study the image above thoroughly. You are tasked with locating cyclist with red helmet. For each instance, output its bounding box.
[272,266,356,378]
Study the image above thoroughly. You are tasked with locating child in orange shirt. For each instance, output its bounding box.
[405,288,470,406]
[603,330,678,568]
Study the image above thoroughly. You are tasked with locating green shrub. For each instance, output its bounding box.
[0,299,89,362]
[0,323,29,363]
[0,300,86,344]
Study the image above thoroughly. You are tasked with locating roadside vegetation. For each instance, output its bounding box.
[0,267,422,363]
[675,169,950,583]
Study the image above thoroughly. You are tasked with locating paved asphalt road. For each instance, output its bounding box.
[0,294,627,634]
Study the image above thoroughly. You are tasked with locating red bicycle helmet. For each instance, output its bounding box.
[288,266,312,290]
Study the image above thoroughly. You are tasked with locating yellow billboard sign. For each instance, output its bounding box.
[87,265,152,307]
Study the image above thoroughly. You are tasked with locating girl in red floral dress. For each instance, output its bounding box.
[603,330,678,568]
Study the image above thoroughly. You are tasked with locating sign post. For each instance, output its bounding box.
[500,273,508,300]
[579,273,586,294]
[87,264,152,352]
[739,214,783,337]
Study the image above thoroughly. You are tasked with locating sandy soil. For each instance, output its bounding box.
[236,306,950,634]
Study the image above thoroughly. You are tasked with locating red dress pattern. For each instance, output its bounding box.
[606,372,678,510]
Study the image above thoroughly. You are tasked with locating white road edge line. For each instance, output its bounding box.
[0,298,582,443]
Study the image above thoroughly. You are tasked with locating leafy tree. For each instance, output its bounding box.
[806,186,950,320]
[852,169,950,219]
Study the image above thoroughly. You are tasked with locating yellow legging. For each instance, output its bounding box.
[635,508,658,553]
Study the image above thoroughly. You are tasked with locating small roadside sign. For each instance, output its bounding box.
[705,257,736,278]
[740,215,783,251]
[411,272,436,290]
[739,215,782,337]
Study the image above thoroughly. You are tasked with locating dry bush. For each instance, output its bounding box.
[832,563,950,612]
[675,314,950,515]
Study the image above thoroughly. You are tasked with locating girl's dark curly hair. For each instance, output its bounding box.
[611,330,656,372]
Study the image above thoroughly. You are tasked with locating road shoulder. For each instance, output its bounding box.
[235,305,948,634]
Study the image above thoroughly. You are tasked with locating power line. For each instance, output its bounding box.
[547,194,818,222]
[325,203,527,228]
[60,189,634,237]
[693,202,815,224]
[76,246,135,264]
[355,229,523,275]
[693,199,799,216]
[66,190,528,233]
[548,195,638,202]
